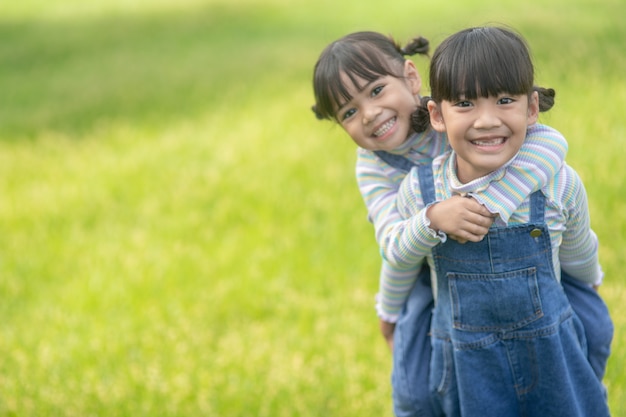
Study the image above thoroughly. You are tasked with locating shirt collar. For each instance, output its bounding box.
[445,151,514,195]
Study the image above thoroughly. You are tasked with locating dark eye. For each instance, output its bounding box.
[371,85,384,97]
[340,108,357,121]
[498,97,515,105]
[453,100,472,108]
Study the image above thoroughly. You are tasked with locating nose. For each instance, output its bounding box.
[362,103,381,125]
[473,104,502,129]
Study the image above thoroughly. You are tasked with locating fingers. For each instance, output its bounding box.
[450,218,489,242]
[448,234,469,244]
[470,212,495,229]
[451,231,484,243]
[448,197,497,243]
[379,320,396,341]
[478,205,496,219]
[460,213,492,236]
[465,199,497,220]
[462,195,499,220]
[428,197,496,242]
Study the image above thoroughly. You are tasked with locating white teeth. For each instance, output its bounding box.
[472,138,505,146]
[374,118,395,137]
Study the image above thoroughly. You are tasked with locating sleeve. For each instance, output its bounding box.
[374,168,443,318]
[356,150,436,321]
[379,169,442,269]
[375,259,424,322]
[355,149,404,244]
[557,165,603,286]
[375,211,438,319]
[470,123,568,225]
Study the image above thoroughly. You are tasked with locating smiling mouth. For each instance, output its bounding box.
[374,117,396,137]
[471,137,506,146]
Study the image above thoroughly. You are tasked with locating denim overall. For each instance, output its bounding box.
[374,151,613,417]
[419,164,610,417]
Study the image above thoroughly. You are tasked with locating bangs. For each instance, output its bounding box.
[431,27,534,102]
[313,41,403,120]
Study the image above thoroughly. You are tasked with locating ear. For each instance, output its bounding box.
[403,60,422,95]
[427,100,446,132]
[527,91,539,125]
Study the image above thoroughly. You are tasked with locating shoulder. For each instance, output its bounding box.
[356,148,407,186]
[409,130,450,161]
[527,123,567,142]
[356,148,385,173]
[528,123,562,136]
[524,123,568,152]
[543,163,586,206]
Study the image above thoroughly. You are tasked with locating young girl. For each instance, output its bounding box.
[312,31,612,417]
[379,26,611,416]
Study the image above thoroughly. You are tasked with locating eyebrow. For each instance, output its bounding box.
[335,79,376,114]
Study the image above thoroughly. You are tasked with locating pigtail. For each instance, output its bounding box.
[400,36,430,57]
[534,86,556,112]
[411,96,433,133]
[311,104,325,120]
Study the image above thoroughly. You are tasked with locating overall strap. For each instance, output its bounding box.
[529,190,545,223]
[374,150,416,172]
[417,164,436,205]
[374,150,436,205]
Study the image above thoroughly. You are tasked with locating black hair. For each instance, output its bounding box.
[412,26,556,132]
[312,31,429,121]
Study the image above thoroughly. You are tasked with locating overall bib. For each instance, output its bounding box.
[417,164,610,417]
[374,151,612,417]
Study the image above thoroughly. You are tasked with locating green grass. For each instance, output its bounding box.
[0,0,624,415]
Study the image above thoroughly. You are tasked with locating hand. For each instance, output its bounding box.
[427,195,495,243]
[379,319,396,352]
[448,234,469,244]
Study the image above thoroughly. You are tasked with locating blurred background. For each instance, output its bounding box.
[1,0,624,415]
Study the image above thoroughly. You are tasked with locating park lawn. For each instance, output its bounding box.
[0,0,624,415]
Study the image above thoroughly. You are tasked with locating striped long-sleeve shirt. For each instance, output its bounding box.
[356,123,571,321]
[379,150,602,310]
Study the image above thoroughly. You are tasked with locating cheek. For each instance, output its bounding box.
[342,123,365,144]
[343,122,358,136]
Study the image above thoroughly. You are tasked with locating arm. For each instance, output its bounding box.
[556,165,603,286]
[355,149,409,244]
[355,149,426,322]
[356,129,449,243]
[427,195,494,243]
[469,123,568,225]
[359,150,493,319]
[377,168,441,269]
[378,153,492,266]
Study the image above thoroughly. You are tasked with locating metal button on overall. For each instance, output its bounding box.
[530,228,542,238]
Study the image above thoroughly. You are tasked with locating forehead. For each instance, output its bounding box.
[330,71,374,112]
[339,71,370,94]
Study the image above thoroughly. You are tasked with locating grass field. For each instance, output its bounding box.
[0,0,624,415]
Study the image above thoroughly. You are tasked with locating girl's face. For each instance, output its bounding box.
[334,61,421,151]
[428,92,539,183]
